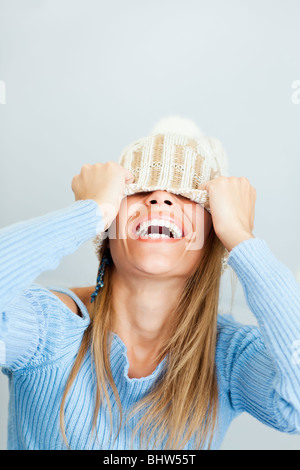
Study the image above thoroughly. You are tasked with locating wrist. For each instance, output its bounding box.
[96,202,118,232]
[218,230,255,252]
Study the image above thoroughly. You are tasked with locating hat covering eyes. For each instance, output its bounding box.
[93,115,229,270]
[118,115,228,212]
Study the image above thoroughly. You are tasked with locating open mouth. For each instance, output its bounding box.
[135,218,184,240]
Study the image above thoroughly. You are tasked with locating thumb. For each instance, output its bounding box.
[198,181,209,191]
[124,168,135,184]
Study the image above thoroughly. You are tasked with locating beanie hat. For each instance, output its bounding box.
[93,115,229,270]
[119,115,229,211]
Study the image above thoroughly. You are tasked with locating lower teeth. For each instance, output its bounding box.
[140,233,170,239]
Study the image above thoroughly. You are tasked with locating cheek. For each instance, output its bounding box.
[183,205,212,251]
[186,251,202,273]
[203,210,213,238]
[117,197,144,236]
[107,197,135,240]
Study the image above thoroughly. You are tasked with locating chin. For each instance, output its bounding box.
[132,257,177,276]
[137,259,173,272]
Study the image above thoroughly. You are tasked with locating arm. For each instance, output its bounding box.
[0,162,134,370]
[0,200,104,314]
[0,200,104,369]
[0,161,135,314]
[226,238,300,432]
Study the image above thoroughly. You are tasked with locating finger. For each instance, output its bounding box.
[71,174,79,191]
[198,181,209,191]
[124,168,135,183]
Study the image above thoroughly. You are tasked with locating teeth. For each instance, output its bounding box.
[136,219,183,238]
[141,233,170,239]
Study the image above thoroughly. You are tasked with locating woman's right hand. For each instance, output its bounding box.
[71,162,134,231]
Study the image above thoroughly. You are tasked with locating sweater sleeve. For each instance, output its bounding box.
[224,238,300,433]
[0,199,104,369]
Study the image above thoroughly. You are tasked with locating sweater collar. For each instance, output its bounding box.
[109,332,167,386]
[46,285,167,387]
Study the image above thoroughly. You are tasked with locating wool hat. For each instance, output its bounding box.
[93,115,229,269]
[119,115,229,211]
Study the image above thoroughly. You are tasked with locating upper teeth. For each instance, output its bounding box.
[135,219,183,238]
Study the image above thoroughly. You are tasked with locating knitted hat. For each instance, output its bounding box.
[93,115,229,269]
[119,115,229,211]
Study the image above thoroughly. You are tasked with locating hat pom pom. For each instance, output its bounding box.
[150,115,204,140]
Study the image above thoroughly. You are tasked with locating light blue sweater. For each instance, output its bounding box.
[1,199,300,450]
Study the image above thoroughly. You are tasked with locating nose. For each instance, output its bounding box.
[145,190,175,207]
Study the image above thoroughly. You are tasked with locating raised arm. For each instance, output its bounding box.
[0,200,103,314]
[0,163,134,369]
[0,162,134,313]
[223,238,300,432]
[203,176,300,431]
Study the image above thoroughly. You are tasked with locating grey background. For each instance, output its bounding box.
[0,0,300,450]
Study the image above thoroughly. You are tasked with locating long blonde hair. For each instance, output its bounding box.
[60,225,229,449]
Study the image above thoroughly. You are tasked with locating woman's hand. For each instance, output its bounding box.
[71,162,134,231]
[199,176,256,252]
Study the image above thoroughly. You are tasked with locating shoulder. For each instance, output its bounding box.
[22,284,90,326]
[3,284,90,370]
[216,313,263,355]
[216,313,265,387]
[16,284,81,317]
[49,290,80,316]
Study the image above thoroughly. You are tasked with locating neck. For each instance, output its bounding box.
[110,268,185,378]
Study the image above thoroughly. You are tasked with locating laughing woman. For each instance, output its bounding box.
[1,117,300,450]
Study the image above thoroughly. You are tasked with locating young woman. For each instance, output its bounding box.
[1,131,300,450]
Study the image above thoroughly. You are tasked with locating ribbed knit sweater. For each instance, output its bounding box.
[1,199,300,450]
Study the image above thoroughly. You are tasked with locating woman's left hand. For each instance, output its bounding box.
[199,176,257,252]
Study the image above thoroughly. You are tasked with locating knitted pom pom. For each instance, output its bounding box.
[150,115,204,140]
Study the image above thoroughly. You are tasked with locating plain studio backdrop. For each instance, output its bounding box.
[0,0,300,450]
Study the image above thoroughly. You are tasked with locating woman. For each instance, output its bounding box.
[1,117,300,450]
